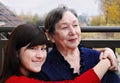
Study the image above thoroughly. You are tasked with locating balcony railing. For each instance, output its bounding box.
[0,26,120,71]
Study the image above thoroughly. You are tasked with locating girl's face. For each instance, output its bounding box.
[19,44,47,76]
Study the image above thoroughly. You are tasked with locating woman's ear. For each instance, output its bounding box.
[45,30,49,40]
[45,30,55,43]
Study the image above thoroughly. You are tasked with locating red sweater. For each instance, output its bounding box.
[6,69,100,83]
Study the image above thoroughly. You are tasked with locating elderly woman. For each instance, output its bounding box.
[31,6,120,83]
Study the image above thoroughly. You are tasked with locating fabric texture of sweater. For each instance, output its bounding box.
[6,69,100,83]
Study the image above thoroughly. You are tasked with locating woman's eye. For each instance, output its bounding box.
[62,27,67,29]
[73,24,78,27]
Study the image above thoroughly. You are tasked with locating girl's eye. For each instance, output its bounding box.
[41,47,47,50]
[29,47,36,50]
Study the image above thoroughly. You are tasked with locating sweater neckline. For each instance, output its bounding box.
[53,45,85,76]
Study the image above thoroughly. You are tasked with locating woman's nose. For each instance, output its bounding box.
[69,27,76,35]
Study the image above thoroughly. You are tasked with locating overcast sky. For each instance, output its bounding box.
[0,0,100,16]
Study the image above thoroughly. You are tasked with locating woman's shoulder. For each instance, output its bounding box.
[79,45,100,56]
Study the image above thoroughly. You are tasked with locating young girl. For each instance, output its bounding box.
[0,24,111,83]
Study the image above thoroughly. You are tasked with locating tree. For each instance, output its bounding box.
[91,15,106,26]
[99,0,120,25]
[32,14,40,25]
[18,12,41,26]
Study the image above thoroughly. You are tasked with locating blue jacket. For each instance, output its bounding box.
[31,45,120,83]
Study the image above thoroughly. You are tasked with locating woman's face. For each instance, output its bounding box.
[19,44,47,76]
[51,11,81,50]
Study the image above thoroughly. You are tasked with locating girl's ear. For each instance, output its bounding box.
[45,30,55,43]
[16,50,20,58]
[16,52,19,58]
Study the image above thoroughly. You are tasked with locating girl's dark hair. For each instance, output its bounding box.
[0,24,48,83]
[44,6,78,34]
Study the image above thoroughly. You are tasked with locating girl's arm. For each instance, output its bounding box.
[6,59,110,83]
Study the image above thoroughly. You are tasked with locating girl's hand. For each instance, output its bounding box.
[99,48,118,71]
